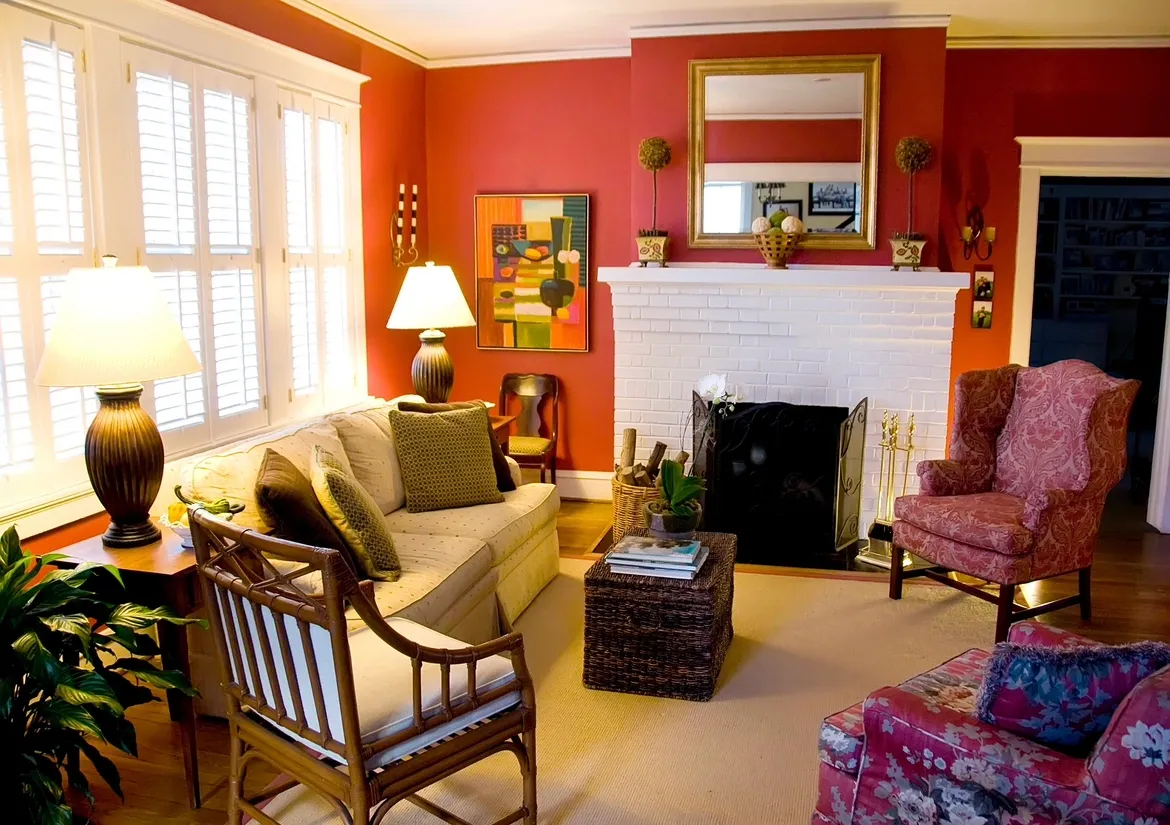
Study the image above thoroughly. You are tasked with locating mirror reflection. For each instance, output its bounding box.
[701,72,864,236]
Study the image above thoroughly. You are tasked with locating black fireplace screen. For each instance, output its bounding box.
[693,394,867,566]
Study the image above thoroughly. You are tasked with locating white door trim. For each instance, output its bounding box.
[1010,137,1170,531]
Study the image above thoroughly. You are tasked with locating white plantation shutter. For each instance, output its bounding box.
[0,278,34,470]
[41,275,98,459]
[322,264,350,391]
[317,117,344,253]
[288,265,318,396]
[284,106,313,254]
[203,89,252,251]
[211,267,260,416]
[152,269,204,431]
[0,97,12,256]
[135,70,196,253]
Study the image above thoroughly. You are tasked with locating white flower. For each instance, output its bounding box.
[1121,721,1170,768]
[942,802,986,825]
[1135,818,1160,825]
[893,787,938,825]
[951,758,1002,792]
[820,726,855,753]
[697,373,727,400]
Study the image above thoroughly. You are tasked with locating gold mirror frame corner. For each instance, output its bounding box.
[687,55,881,251]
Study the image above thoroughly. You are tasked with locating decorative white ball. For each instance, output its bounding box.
[750,216,771,234]
[781,215,805,234]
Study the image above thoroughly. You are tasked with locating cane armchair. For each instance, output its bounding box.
[190,508,537,825]
[890,359,1138,641]
[499,374,558,483]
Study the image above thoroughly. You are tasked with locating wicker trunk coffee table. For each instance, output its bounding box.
[583,530,736,701]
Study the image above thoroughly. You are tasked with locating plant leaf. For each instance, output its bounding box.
[103,626,162,657]
[90,707,138,757]
[40,700,104,739]
[114,658,199,696]
[0,524,23,566]
[41,613,93,646]
[107,603,204,630]
[103,670,158,710]
[56,671,124,714]
[79,739,124,800]
[61,747,94,805]
[12,631,63,686]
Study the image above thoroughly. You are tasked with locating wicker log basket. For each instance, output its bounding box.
[611,477,660,542]
[753,231,799,269]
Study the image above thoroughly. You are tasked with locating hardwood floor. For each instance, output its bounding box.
[77,496,1170,823]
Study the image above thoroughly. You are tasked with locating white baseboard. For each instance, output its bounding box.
[554,470,613,501]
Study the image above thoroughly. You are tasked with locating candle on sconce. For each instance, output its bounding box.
[410,184,418,248]
[397,184,405,247]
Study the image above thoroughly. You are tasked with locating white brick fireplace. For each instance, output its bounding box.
[597,263,969,533]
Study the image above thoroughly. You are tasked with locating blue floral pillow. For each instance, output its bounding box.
[976,641,1170,751]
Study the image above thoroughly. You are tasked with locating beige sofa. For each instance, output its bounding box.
[158,395,560,714]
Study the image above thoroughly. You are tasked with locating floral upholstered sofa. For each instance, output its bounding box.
[814,622,1170,825]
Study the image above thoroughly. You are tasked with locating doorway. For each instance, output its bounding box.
[1028,176,1170,520]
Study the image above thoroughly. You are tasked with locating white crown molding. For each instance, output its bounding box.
[427,46,631,69]
[1016,136,1170,171]
[947,34,1170,50]
[705,112,861,121]
[629,15,950,39]
[276,0,427,66]
[22,0,369,98]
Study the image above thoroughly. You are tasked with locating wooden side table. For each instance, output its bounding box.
[490,413,517,454]
[54,527,204,808]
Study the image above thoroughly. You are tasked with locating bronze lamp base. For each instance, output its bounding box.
[87,384,164,548]
[412,329,455,403]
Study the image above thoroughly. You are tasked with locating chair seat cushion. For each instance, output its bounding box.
[384,483,560,567]
[894,491,1033,556]
[347,533,492,630]
[508,436,552,457]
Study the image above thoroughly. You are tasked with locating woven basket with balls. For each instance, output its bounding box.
[752,212,804,269]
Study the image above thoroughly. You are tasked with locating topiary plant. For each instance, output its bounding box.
[637,137,672,237]
[895,136,933,237]
[0,526,204,822]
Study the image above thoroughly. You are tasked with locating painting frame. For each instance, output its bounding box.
[808,182,858,216]
[765,200,804,221]
[474,193,591,353]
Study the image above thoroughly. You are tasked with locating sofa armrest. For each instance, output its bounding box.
[1088,665,1170,819]
[506,455,522,487]
[1022,487,1083,531]
[1007,620,1099,649]
[916,458,986,497]
[851,687,1094,823]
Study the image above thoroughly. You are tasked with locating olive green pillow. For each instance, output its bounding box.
[309,446,400,581]
[397,400,516,492]
[388,406,506,513]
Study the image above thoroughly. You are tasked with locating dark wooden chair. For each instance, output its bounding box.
[190,508,537,825]
[499,373,559,483]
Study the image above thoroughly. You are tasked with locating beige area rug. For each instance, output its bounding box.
[251,560,998,824]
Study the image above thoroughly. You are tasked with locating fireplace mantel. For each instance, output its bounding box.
[598,262,969,291]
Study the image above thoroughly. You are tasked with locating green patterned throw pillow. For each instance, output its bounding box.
[388,406,506,513]
[309,446,400,581]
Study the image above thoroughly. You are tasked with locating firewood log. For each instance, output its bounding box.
[634,468,651,487]
[673,450,690,471]
[619,428,637,472]
[645,442,667,474]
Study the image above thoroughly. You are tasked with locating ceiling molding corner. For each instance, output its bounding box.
[277,0,428,66]
[629,15,951,40]
[426,46,632,69]
[947,34,1170,50]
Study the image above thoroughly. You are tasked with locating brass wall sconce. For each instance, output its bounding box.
[961,205,996,260]
[393,183,419,267]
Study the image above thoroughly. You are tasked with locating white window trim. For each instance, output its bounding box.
[0,0,369,537]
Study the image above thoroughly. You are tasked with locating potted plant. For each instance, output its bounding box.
[0,526,204,822]
[644,459,705,538]
[637,137,671,266]
[891,136,933,271]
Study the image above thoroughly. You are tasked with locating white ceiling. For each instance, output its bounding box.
[705,73,864,119]
[288,0,1170,63]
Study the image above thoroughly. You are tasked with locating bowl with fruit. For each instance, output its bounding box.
[751,212,804,268]
[163,486,246,548]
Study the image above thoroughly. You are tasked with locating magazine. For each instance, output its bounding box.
[607,535,701,564]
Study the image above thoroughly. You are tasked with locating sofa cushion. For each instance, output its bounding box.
[254,448,347,552]
[977,640,1170,751]
[894,491,1032,556]
[311,447,401,581]
[383,483,559,566]
[388,407,504,513]
[178,420,353,531]
[398,401,515,493]
[350,532,493,630]
[328,405,407,515]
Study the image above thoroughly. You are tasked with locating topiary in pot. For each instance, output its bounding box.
[644,459,705,538]
[891,136,933,271]
[636,136,672,266]
[0,526,204,823]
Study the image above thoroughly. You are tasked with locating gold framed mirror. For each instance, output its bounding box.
[688,55,880,250]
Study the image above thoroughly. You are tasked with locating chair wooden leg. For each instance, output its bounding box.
[995,584,1016,643]
[550,454,556,484]
[889,543,904,600]
[522,727,537,825]
[226,726,243,825]
[1079,566,1092,620]
[539,463,546,483]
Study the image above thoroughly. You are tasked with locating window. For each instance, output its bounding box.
[702,181,750,234]
[0,4,365,522]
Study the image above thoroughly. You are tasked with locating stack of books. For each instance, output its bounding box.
[605,535,709,580]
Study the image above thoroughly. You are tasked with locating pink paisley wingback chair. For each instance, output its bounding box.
[890,359,1139,642]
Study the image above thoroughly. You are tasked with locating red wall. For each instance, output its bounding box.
[940,48,1170,386]
[705,119,862,163]
[425,59,631,472]
[630,29,948,266]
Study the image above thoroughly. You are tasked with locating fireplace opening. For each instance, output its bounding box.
[693,393,867,568]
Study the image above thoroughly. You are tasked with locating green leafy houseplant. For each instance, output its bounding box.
[0,526,204,823]
[645,459,705,537]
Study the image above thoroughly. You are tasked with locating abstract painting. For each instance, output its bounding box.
[474,194,590,352]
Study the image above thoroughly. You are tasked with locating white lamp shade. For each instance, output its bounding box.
[35,259,201,387]
[386,261,475,331]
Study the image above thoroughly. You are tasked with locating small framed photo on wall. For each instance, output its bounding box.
[972,267,994,329]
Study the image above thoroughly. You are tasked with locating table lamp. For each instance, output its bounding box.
[35,256,201,548]
[386,261,475,403]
